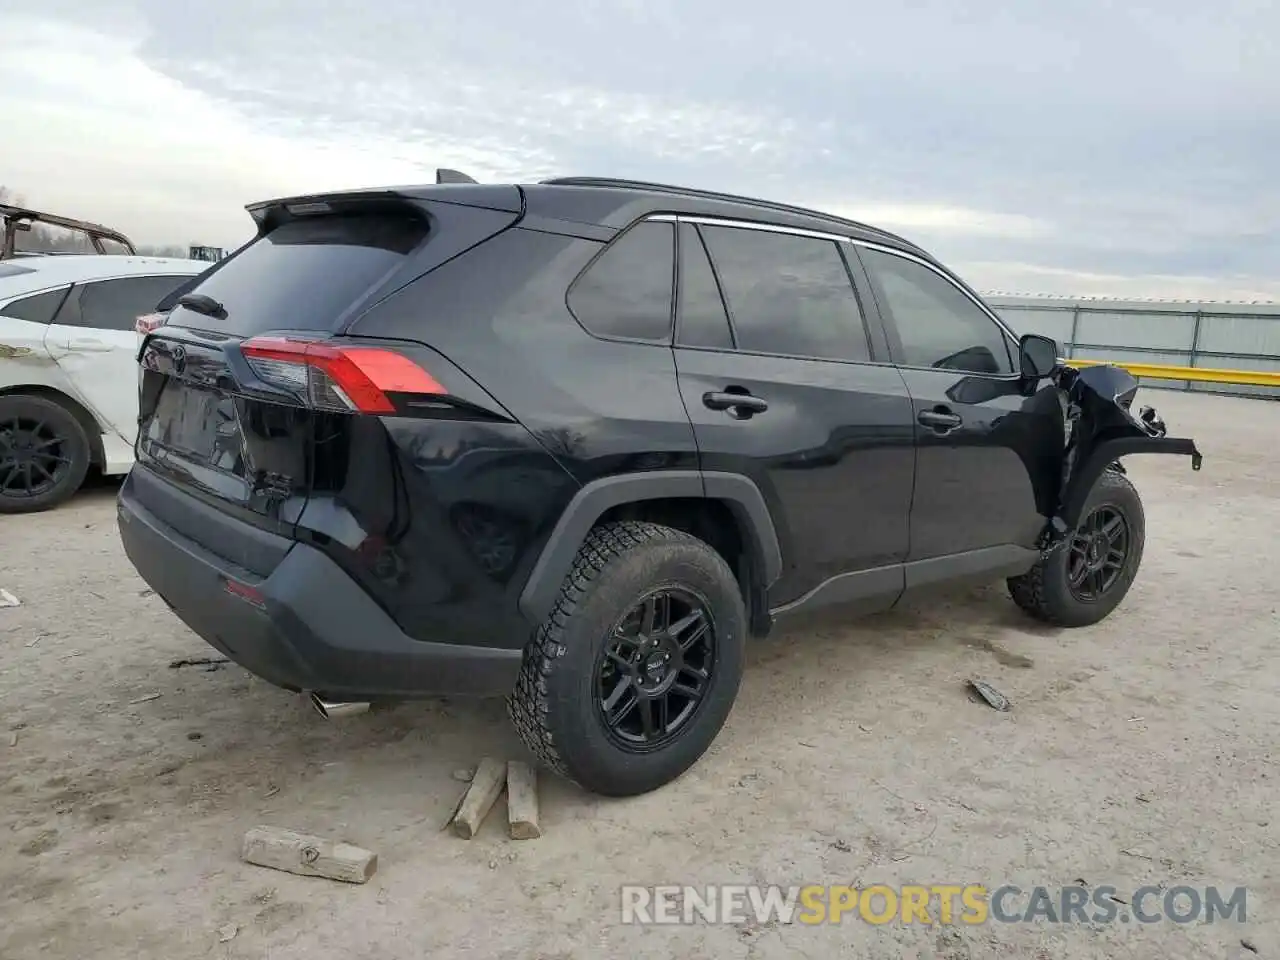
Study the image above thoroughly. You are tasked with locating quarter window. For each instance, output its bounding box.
[568,221,675,343]
[698,225,871,362]
[0,288,68,325]
[860,248,1013,375]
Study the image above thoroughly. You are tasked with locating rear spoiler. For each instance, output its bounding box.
[245,172,519,233]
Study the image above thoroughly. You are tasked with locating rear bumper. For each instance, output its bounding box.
[116,473,523,699]
[100,432,136,476]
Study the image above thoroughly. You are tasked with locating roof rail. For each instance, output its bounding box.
[436,168,478,185]
[539,176,918,249]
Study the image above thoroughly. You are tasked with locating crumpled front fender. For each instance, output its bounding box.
[1054,435,1202,535]
[1040,363,1203,551]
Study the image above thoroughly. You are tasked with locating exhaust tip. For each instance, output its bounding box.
[309,693,370,720]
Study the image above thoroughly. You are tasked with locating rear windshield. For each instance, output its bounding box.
[168,213,429,335]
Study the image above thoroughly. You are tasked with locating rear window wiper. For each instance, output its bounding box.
[176,293,227,319]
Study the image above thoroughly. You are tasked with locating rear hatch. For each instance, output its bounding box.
[133,188,523,561]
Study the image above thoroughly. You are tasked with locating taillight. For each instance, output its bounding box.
[240,336,446,414]
[136,312,165,334]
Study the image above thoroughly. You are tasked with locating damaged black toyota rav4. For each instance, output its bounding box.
[117,173,1202,797]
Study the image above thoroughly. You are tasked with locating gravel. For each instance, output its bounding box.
[1,389,1276,960]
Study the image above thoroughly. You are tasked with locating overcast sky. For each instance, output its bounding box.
[2,1,1276,299]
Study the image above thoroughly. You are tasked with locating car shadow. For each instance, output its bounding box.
[78,470,124,496]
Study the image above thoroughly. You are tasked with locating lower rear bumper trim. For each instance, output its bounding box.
[117,474,523,699]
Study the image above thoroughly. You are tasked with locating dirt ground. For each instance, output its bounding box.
[1,389,1276,960]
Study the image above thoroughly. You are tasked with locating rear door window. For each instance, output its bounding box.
[698,225,872,362]
[568,221,675,343]
[72,276,194,330]
[169,213,430,336]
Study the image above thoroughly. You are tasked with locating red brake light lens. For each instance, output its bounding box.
[240,337,446,414]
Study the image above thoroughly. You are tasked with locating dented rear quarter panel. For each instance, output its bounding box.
[0,316,117,468]
[0,315,62,384]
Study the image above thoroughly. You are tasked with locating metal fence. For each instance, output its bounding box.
[983,294,1280,399]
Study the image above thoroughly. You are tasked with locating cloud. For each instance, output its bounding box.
[817,203,1051,240]
[1,0,1276,300]
[0,14,514,246]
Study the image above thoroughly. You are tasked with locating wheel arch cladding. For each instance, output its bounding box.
[1057,435,1200,532]
[518,470,782,625]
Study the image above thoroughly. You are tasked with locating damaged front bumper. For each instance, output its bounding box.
[1039,363,1203,552]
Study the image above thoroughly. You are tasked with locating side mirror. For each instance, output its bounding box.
[1018,333,1061,380]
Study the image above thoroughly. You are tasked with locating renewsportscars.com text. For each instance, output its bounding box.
[620,884,1247,926]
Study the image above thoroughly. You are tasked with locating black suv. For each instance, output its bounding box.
[117,173,1201,797]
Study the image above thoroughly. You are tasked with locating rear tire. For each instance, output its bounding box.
[1008,469,1146,627]
[508,521,746,797]
[0,394,92,514]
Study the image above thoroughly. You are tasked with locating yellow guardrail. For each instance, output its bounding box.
[1070,359,1280,388]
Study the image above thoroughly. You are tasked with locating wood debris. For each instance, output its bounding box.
[241,826,376,884]
[506,761,541,840]
[450,757,506,840]
[446,758,545,840]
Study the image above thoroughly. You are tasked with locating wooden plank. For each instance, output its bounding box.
[241,826,376,883]
[440,784,469,832]
[506,761,541,840]
[450,756,506,839]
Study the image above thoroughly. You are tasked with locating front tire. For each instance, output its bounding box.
[1008,469,1146,627]
[0,394,92,514]
[508,521,746,797]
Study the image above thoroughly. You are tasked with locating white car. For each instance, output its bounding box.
[0,254,209,513]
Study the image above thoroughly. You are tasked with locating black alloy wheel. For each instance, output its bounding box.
[0,414,75,501]
[596,587,716,750]
[0,394,92,514]
[1007,469,1147,628]
[509,521,747,797]
[1067,504,1131,602]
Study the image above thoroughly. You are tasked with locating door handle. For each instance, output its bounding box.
[703,391,768,417]
[917,407,962,431]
